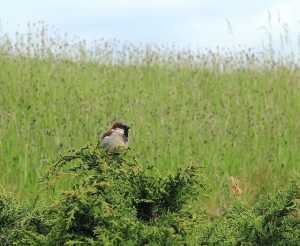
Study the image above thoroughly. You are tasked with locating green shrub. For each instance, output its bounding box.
[1,145,300,245]
[0,192,25,245]
[12,146,202,245]
[199,182,300,246]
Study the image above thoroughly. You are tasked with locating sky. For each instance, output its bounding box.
[0,0,299,50]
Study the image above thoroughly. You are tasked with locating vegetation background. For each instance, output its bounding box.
[1,23,300,244]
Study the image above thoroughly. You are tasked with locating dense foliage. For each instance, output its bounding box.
[199,182,300,245]
[0,146,300,245]
[0,146,202,245]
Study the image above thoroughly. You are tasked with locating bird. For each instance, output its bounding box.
[229,176,243,197]
[100,122,130,153]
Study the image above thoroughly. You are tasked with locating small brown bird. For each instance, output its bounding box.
[100,122,130,153]
[229,176,243,197]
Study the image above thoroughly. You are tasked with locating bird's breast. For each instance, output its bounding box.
[101,133,128,152]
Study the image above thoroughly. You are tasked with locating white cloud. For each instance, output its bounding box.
[0,0,299,50]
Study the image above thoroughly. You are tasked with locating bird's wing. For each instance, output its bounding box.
[101,129,113,139]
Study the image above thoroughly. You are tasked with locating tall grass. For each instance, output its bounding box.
[1,23,300,212]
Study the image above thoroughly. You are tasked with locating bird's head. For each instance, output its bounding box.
[111,121,130,137]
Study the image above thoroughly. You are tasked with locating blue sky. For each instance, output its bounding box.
[0,0,299,49]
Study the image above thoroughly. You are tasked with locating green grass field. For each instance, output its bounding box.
[1,28,300,216]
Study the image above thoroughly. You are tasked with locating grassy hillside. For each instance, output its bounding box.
[1,28,300,214]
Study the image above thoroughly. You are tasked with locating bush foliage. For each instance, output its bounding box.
[1,146,202,245]
[1,146,300,245]
[199,182,300,246]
